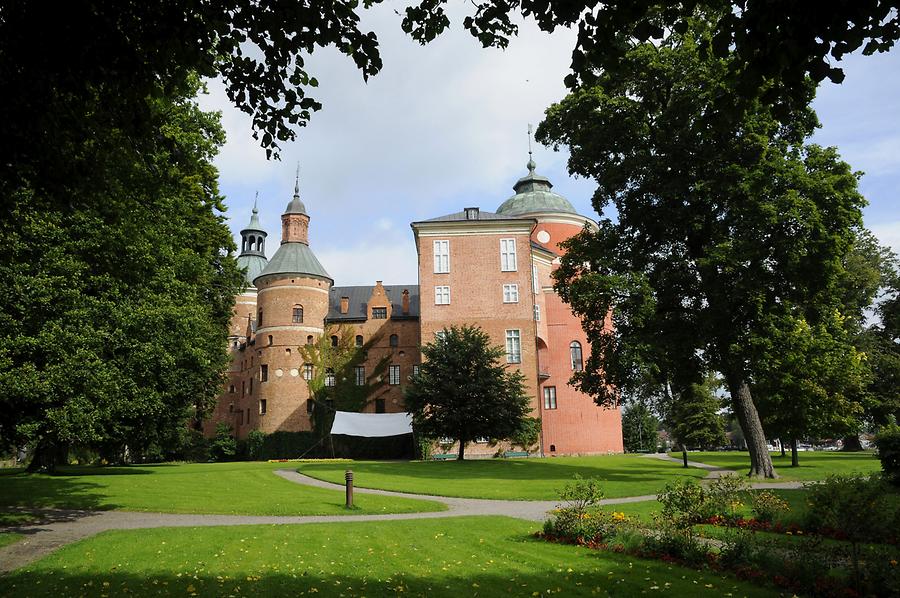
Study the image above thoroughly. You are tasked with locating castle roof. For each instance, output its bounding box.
[495,157,577,216]
[326,285,420,321]
[236,254,269,286]
[254,241,331,284]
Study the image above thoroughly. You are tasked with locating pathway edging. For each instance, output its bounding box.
[0,462,804,574]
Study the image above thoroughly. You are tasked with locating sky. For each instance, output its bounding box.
[198,6,900,287]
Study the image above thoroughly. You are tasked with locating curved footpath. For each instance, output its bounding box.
[0,462,804,575]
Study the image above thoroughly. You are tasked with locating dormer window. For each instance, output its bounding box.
[465,207,479,220]
[372,307,387,319]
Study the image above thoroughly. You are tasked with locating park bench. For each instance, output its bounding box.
[502,451,529,458]
[432,453,457,461]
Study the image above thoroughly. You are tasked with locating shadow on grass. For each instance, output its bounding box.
[0,550,769,598]
[0,473,116,511]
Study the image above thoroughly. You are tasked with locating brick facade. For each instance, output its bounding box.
[207,166,623,456]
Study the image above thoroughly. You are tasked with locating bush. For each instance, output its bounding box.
[657,478,708,530]
[542,476,635,544]
[705,474,749,523]
[750,490,790,523]
[804,473,899,545]
[245,430,266,461]
[209,423,237,462]
[874,418,900,486]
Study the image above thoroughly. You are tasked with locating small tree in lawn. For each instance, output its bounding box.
[622,402,658,453]
[668,374,727,468]
[405,325,531,460]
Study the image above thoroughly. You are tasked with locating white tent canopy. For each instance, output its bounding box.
[330,411,413,438]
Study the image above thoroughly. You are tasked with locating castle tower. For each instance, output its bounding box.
[496,155,623,455]
[230,195,269,343]
[248,169,333,434]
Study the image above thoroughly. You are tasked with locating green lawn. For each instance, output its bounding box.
[0,516,779,597]
[298,455,707,500]
[678,451,881,481]
[0,461,443,516]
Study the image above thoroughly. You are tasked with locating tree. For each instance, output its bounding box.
[298,324,391,439]
[405,325,531,460]
[621,403,658,453]
[0,75,244,470]
[667,374,727,467]
[405,1,900,119]
[546,17,865,478]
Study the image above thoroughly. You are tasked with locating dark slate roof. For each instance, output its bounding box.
[419,209,515,223]
[326,285,420,321]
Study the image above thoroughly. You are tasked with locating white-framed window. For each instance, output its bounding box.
[325,368,336,387]
[474,436,490,444]
[434,240,450,273]
[500,238,517,271]
[534,304,541,321]
[502,283,519,303]
[435,330,447,341]
[413,365,420,376]
[543,386,557,410]
[532,264,540,294]
[505,329,521,364]
[570,341,584,372]
[435,285,450,305]
[303,363,313,380]
[355,366,365,386]
[389,365,401,385]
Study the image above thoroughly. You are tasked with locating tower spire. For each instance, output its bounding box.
[294,162,300,197]
[252,191,259,214]
[526,124,536,173]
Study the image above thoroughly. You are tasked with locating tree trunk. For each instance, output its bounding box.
[457,439,465,461]
[26,439,66,473]
[842,435,863,452]
[727,377,777,478]
[780,440,786,458]
[678,444,687,468]
[791,438,799,467]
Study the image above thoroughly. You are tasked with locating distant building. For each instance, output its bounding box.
[205,157,623,456]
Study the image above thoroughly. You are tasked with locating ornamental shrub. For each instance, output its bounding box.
[873,418,900,486]
[750,490,790,523]
[209,423,237,462]
[705,474,749,522]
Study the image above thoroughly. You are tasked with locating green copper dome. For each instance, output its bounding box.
[254,242,331,284]
[496,157,577,216]
[237,254,269,285]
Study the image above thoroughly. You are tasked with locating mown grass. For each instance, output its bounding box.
[0,461,444,516]
[677,451,881,481]
[298,455,707,500]
[0,516,779,597]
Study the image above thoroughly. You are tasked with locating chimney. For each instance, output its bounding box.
[402,289,410,315]
[340,296,349,314]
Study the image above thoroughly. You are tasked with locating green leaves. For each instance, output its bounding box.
[404,325,531,457]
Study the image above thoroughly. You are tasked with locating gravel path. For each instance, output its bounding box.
[0,463,803,574]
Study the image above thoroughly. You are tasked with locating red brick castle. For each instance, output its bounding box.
[206,157,623,456]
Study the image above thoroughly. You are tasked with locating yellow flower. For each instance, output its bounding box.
[890,560,897,567]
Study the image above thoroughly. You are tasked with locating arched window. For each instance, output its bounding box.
[390,334,399,348]
[256,237,263,251]
[267,335,273,346]
[355,335,363,347]
[331,335,339,348]
[569,341,583,372]
[292,305,304,323]
[306,335,314,345]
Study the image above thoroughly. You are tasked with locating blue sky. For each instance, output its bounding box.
[199,7,899,286]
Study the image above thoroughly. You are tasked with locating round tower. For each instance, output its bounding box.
[230,195,269,344]
[496,154,623,455]
[251,170,333,434]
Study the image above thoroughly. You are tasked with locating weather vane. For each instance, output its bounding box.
[527,123,533,158]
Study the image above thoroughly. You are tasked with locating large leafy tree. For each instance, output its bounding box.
[2,1,897,174]
[545,17,866,478]
[0,76,244,469]
[405,325,531,460]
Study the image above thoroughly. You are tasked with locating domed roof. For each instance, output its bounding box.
[496,156,577,216]
[254,242,331,284]
[236,254,268,286]
[284,178,307,215]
